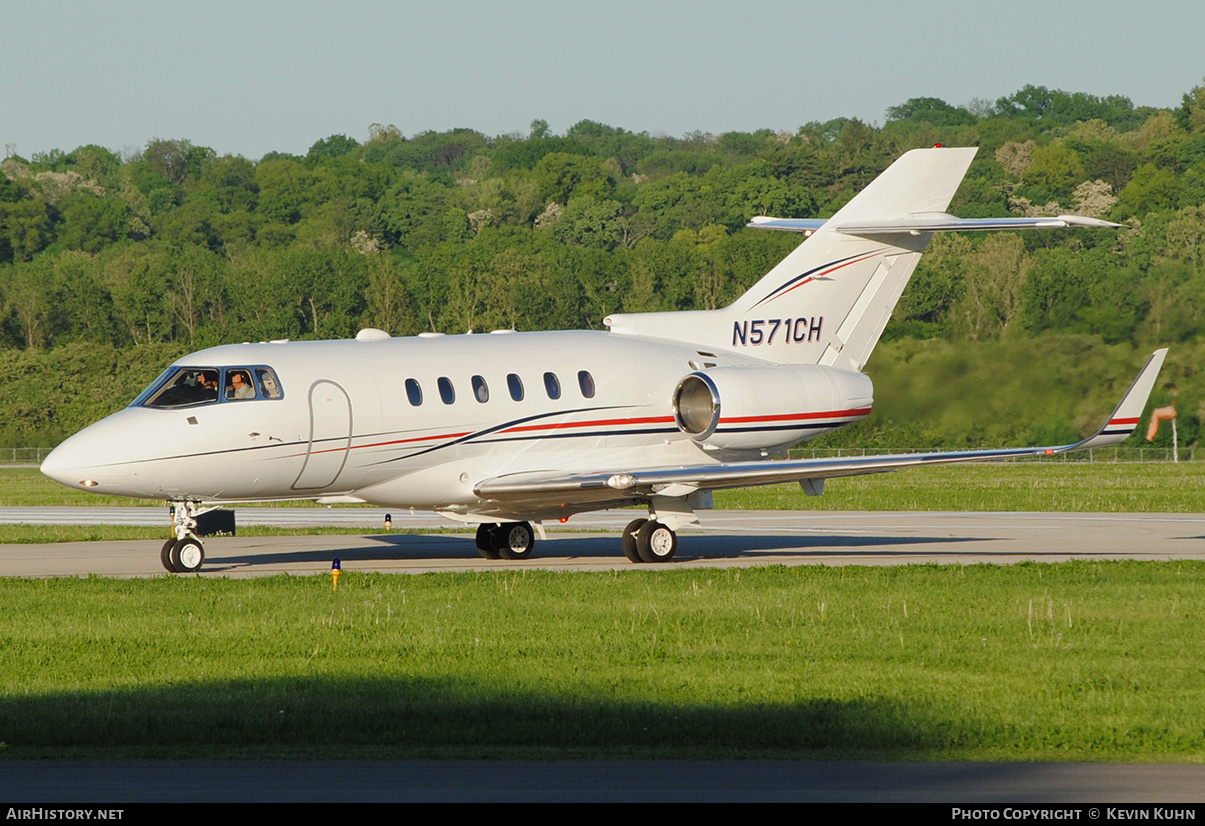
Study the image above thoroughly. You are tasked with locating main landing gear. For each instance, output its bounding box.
[161,501,208,573]
[473,516,680,564]
[475,521,536,560]
[621,518,678,563]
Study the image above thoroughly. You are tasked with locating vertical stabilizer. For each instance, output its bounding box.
[605,147,977,370]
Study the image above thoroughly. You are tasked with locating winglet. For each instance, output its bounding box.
[1067,348,1169,451]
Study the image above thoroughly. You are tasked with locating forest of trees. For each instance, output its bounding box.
[3,82,1205,449]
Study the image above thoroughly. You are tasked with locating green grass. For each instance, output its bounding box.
[0,467,338,508]
[1,562,1202,761]
[0,467,156,507]
[714,461,1205,512]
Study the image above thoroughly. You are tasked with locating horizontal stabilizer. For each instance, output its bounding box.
[748,214,1124,235]
[747,217,827,232]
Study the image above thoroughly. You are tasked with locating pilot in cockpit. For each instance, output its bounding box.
[226,370,256,400]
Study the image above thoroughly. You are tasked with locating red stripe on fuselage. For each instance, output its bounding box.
[354,432,474,450]
[720,407,872,425]
[302,414,679,458]
[499,415,675,434]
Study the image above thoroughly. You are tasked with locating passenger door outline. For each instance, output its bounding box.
[291,380,353,490]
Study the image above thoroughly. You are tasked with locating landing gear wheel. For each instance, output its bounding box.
[160,538,179,573]
[492,521,535,560]
[476,523,501,559]
[636,520,677,563]
[170,537,205,573]
[622,518,648,563]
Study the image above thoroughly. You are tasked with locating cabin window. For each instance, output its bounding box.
[405,378,422,406]
[543,372,561,400]
[578,370,595,399]
[507,373,524,401]
[136,367,220,408]
[472,375,489,403]
[254,367,284,400]
[438,377,455,405]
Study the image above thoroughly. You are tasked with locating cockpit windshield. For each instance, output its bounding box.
[133,367,220,408]
[132,365,284,409]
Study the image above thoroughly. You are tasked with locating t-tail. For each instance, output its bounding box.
[604,146,1119,371]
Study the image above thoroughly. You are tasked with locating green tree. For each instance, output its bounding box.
[1177,78,1205,132]
[885,97,976,127]
[534,153,615,205]
[140,138,214,185]
[307,134,361,161]
[1023,143,1085,200]
[0,184,54,263]
[55,193,130,253]
[1114,164,1183,218]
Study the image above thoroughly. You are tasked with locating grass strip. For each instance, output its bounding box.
[714,461,1205,512]
[1,562,1202,761]
[0,525,451,545]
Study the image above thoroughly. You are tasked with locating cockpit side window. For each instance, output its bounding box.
[225,369,257,400]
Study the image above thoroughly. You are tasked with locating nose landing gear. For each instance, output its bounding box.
[161,501,210,573]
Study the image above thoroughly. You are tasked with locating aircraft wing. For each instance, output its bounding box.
[747,213,1122,234]
[474,349,1167,503]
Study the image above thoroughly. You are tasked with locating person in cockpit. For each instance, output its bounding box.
[226,370,256,400]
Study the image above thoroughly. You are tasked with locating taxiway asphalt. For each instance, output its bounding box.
[2,508,1202,577]
[4,759,1205,802]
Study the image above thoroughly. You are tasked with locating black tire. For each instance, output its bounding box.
[476,523,501,559]
[636,520,677,563]
[622,518,648,563]
[160,538,179,573]
[493,521,535,560]
[170,537,205,573]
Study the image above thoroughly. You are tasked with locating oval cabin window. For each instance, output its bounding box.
[405,378,422,406]
[472,375,489,403]
[578,370,595,399]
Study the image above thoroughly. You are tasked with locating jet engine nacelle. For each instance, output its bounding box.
[672,364,874,452]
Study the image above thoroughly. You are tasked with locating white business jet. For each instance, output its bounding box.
[40,147,1167,573]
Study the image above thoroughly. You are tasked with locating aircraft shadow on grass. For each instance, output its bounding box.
[0,672,988,765]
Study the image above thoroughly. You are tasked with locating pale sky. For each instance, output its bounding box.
[3,0,1203,160]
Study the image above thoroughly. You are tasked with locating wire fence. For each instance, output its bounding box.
[2,445,1197,465]
[785,446,1196,462]
[0,447,56,464]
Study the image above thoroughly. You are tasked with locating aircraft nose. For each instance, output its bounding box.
[41,421,133,493]
[40,441,87,488]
